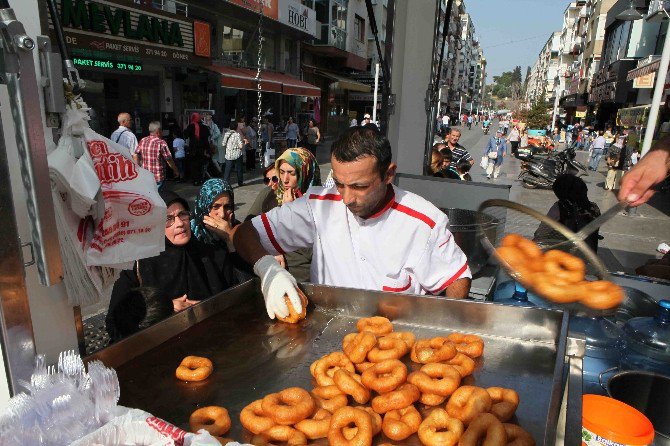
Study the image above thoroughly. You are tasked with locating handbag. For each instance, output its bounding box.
[487,150,498,160]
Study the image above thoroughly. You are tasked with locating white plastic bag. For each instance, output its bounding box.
[70,409,186,446]
[480,156,489,170]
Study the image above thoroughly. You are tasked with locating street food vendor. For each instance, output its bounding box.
[233,126,471,319]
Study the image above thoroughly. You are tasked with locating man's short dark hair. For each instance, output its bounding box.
[331,126,392,179]
[457,160,471,173]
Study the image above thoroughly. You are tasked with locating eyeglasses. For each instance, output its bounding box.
[166,211,190,228]
[263,176,279,185]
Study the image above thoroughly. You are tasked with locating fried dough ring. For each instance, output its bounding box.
[408,363,461,397]
[313,352,356,386]
[368,336,409,362]
[459,413,507,446]
[312,385,348,412]
[361,359,408,393]
[527,273,579,304]
[189,406,231,436]
[411,337,457,364]
[261,425,308,445]
[577,280,625,310]
[333,369,370,404]
[357,316,393,335]
[384,331,416,349]
[487,387,520,422]
[446,333,485,359]
[419,392,447,406]
[261,387,315,425]
[542,250,585,284]
[446,386,493,425]
[328,406,374,446]
[503,423,535,446]
[176,356,213,382]
[277,289,309,324]
[445,352,476,377]
[501,234,542,259]
[343,332,377,364]
[240,400,275,434]
[371,383,421,414]
[344,407,382,439]
[417,408,464,446]
[382,405,422,441]
[295,408,331,440]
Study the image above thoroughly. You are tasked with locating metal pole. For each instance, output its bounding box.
[641,20,670,157]
[459,94,463,121]
[373,62,380,123]
[551,84,561,134]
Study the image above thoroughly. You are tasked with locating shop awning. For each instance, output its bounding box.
[315,69,371,93]
[627,59,662,81]
[209,65,320,96]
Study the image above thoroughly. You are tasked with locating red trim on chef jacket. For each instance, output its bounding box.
[431,263,469,294]
[309,193,342,201]
[382,276,413,293]
[438,235,452,248]
[261,213,286,255]
[391,202,436,229]
[368,188,396,219]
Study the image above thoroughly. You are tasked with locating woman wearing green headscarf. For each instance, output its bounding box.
[245,148,321,282]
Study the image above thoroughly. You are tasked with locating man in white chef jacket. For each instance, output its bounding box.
[233,126,472,319]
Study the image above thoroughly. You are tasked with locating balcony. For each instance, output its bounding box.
[315,22,347,51]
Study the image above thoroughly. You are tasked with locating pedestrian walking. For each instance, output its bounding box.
[172,130,186,182]
[221,126,246,187]
[507,126,520,155]
[110,112,138,154]
[588,131,606,171]
[285,117,299,148]
[261,117,275,168]
[605,147,620,190]
[134,121,179,191]
[244,118,258,171]
[184,112,212,186]
[484,130,507,180]
[305,119,320,155]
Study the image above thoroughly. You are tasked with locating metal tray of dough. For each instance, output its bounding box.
[87,279,569,445]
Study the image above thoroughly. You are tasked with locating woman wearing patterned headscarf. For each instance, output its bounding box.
[191,178,253,278]
[245,148,321,281]
[275,147,321,205]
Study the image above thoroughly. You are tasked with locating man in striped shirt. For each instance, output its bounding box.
[446,129,474,167]
[134,121,179,191]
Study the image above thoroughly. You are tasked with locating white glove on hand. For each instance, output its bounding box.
[254,255,301,319]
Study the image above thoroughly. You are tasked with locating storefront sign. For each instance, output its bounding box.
[53,0,211,66]
[73,56,143,71]
[575,111,586,118]
[633,72,655,89]
[588,61,634,104]
[617,105,649,127]
[278,0,316,36]
[226,0,278,20]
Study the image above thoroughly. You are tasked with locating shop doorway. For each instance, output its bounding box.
[78,70,161,138]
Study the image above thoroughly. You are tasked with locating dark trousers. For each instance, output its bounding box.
[224,156,244,186]
[306,142,317,156]
[245,148,256,171]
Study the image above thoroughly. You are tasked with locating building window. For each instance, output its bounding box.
[354,15,365,42]
[221,19,276,71]
[151,0,188,17]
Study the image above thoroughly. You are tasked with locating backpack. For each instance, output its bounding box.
[222,130,242,160]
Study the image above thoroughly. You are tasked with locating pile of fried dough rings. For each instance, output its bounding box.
[188,316,536,446]
[495,234,624,310]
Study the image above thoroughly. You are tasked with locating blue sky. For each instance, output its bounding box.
[466,0,570,81]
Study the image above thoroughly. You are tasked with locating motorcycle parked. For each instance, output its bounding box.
[519,146,587,189]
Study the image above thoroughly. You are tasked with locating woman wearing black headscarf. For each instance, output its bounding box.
[534,174,602,253]
[184,112,212,186]
[106,190,241,343]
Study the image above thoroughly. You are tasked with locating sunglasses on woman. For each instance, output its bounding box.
[263,176,279,185]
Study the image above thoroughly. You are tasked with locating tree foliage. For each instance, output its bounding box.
[526,94,551,130]
[491,66,523,100]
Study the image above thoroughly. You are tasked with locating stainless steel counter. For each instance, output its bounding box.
[87,280,570,445]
